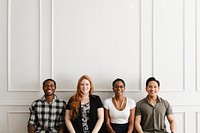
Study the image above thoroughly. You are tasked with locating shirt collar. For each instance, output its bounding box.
[41,95,57,103]
[145,95,161,103]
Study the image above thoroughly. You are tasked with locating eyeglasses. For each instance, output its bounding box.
[114,85,124,89]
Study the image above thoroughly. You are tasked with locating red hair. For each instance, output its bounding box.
[69,75,94,119]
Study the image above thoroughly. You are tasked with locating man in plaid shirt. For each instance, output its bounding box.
[27,79,66,133]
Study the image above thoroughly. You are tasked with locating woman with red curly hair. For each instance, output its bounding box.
[65,75,104,133]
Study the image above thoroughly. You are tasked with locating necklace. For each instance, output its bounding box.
[114,97,125,110]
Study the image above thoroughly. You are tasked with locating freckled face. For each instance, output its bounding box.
[80,79,91,95]
[146,81,160,97]
[113,81,125,96]
[43,81,56,96]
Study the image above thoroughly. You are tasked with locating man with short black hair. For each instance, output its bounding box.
[135,77,176,133]
[27,79,66,133]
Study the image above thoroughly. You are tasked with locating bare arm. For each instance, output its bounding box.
[135,115,144,133]
[92,107,104,133]
[127,107,135,133]
[104,108,115,133]
[27,124,35,133]
[65,110,76,133]
[167,114,176,132]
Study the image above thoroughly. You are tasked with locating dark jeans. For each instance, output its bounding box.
[111,123,128,133]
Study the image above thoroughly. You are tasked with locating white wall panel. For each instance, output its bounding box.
[153,0,184,91]
[0,106,30,133]
[8,111,29,133]
[40,0,52,81]
[140,0,153,88]
[197,112,200,133]
[52,0,141,91]
[8,0,40,91]
[175,112,185,133]
[0,0,8,92]
[184,0,196,93]
[197,0,200,91]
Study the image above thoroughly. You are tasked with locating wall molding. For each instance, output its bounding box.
[1,101,200,106]
[196,0,200,92]
[152,0,186,92]
[197,112,200,133]
[50,0,143,91]
[7,0,41,92]
[7,111,29,133]
[177,111,186,133]
[0,102,31,106]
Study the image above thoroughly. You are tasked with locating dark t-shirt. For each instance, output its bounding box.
[66,95,104,133]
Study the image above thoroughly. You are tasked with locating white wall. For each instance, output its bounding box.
[0,0,199,132]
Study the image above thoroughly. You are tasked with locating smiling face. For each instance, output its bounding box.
[43,80,56,96]
[113,81,125,96]
[146,80,160,97]
[80,79,91,95]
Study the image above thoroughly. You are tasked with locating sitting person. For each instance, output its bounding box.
[65,75,104,133]
[27,79,66,133]
[104,78,136,133]
[135,77,176,133]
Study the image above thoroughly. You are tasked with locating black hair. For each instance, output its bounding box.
[146,77,160,87]
[43,79,56,87]
[112,78,126,87]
